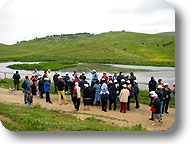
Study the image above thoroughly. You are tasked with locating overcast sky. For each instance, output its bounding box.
[0,0,175,45]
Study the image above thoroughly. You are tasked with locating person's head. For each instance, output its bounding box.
[48,69,51,73]
[158,79,162,84]
[16,71,19,74]
[152,93,158,99]
[75,82,79,86]
[149,91,155,96]
[92,69,96,73]
[96,80,99,85]
[103,72,106,76]
[55,72,58,75]
[40,77,43,80]
[130,72,134,76]
[158,85,163,90]
[114,72,117,76]
[34,68,37,72]
[123,84,127,89]
[82,72,86,75]
[65,72,69,76]
[84,84,89,88]
[164,83,169,88]
[27,93,31,97]
[151,76,155,81]
[173,82,175,87]
[25,76,29,80]
[108,74,112,79]
[44,78,49,82]
[44,71,47,74]
[74,71,77,75]
[134,80,137,85]
[58,76,62,80]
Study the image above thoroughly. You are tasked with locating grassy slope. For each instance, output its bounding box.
[0,103,146,131]
[0,31,175,67]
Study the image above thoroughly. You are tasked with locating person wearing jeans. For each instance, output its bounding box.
[23,76,30,104]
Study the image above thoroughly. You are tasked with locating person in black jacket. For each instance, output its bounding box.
[109,83,117,110]
[163,83,172,114]
[151,93,162,126]
[57,76,68,105]
[12,71,21,90]
[38,77,44,98]
[148,77,157,92]
[53,72,60,92]
[155,85,164,117]
[83,84,91,110]
[129,72,136,86]
[70,76,76,100]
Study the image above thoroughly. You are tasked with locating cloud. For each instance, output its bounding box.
[0,0,175,45]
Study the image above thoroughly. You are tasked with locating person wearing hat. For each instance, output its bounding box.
[151,93,162,126]
[108,74,113,82]
[133,80,140,109]
[70,76,76,100]
[79,76,89,98]
[30,74,37,95]
[72,82,81,111]
[12,71,21,91]
[32,68,41,78]
[44,78,52,104]
[155,85,164,117]
[38,77,44,99]
[129,72,136,86]
[119,84,130,113]
[100,87,109,112]
[57,76,68,105]
[149,91,156,120]
[100,72,108,84]
[109,82,118,111]
[148,77,157,93]
[53,72,60,92]
[87,67,98,86]
[83,84,91,110]
[112,72,117,81]
[79,72,86,80]
[156,79,164,89]
[64,72,70,94]
[163,83,172,114]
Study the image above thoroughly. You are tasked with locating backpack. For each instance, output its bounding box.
[22,80,27,89]
[72,88,77,98]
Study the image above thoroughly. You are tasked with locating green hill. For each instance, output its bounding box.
[0,31,175,67]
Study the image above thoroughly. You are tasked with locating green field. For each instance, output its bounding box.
[0,103,146,131]
[0,31,175,67]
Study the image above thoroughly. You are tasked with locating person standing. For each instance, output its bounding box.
[79,76,89,98]
[100,87,109,112]
[87,68,98,86]
[44,78,52,104]
[155,85,164,117]
[119,84,130,113]
[26,93,33,109]
[133,80,140,109]
[112,72,117,81]
[53,72,60,92]
[12,71,21,90]
[72,82,81,111]
[171,83,175,100]
[148,77,157,92]
[94,80,101,106]
[163,83,172,114]
[57,76,68,105]
[30,74,37,95]
[83,84,91,110]
[32,68,41,78]
[22,76,31,104]
[64,72,70,94]
[129,72,136,86]
[109,83,117,111]
[38,77,44,99]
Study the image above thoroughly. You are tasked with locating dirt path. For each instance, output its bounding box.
[0,88,175,131]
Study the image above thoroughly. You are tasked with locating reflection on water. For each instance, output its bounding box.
[0,62,175,90]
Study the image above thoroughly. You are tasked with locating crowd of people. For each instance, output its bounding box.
[12,67,175,126]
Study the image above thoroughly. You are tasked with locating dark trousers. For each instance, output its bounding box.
[102,99,107,112]
[91,95,95,106]
[135,96,139,108]
[54,82,57,92]
[127,96,132,110]
[163,98,170,113]
[109,98,116,110]
[65,86,69,92]
[14,82,19,90]
[120,102,127,113]
[73,98,80,111]
[40,91,44,98]
[46,92,51,103]
[32,86,36,95]
[96,101,100,106]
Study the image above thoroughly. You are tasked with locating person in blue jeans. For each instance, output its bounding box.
[23,76,31,104]
[155,85,164,117]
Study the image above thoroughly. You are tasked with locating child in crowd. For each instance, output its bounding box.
[27,93,33,109]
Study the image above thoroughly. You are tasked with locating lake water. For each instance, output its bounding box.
[0,62,175,90]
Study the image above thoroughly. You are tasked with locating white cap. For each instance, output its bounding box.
[102,78,105,81]
[82,72,86,75]
[121,79,125,82]
[158,85,163,89]
[173,82,175,85]
[75,82,79,85]
[84,84,89,87]
[44,78,49,81]
[149,91,155,95]
[58,76,62,79]
[108,74,112,77]
[152,93,158,98]
[121,73,124,75]
[109,80,112,84]
[164,82,169,86]
[65,72,69,75]
[126,80,130,83]
[134,80,138,83]
[123,84,127,88]
[92,69,96,72]
[114,79,118,83]
[48,69,51,71]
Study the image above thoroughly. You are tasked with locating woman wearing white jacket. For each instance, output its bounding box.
[119,84,130,113]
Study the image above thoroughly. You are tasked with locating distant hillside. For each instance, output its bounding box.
[157,32,175,35]
[0,31,175,67]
